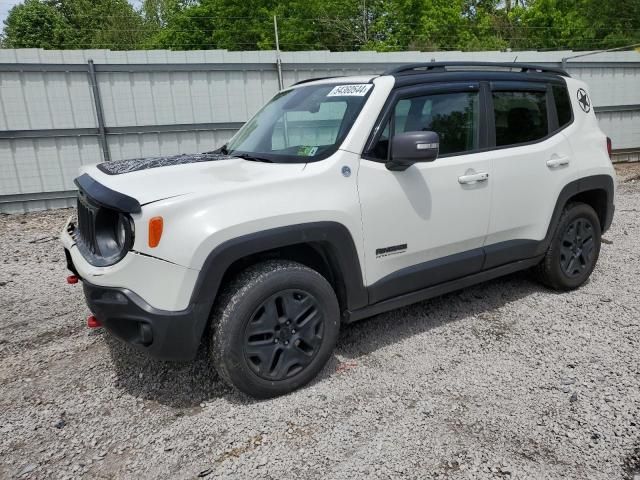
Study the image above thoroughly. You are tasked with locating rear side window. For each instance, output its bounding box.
[493,91,548,147]
[370,91,479,159]
[553,85,573,128]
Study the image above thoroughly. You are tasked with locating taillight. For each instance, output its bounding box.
[606,137,612,159]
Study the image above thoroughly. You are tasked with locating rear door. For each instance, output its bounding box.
[484,80,580,269]
[358,82,494,303]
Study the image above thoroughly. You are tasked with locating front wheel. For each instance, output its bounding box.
[535,202,602,290]
[210,260,340,398]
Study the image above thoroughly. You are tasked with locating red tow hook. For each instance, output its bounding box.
[66,275,79,284]
[87,315,102,329]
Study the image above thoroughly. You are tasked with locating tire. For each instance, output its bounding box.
[535,202,602,291]
[210,260,340,398]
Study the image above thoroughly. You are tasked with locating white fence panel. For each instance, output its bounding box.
[1,48,639,213]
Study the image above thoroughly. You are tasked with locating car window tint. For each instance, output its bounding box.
[371,91,479,159]
[393,99,412,133]
[493,91,548,147]
[553,85,572,128]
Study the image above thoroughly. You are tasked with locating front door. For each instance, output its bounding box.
[358,84,493,304]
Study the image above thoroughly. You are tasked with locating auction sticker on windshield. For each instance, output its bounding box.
[327,84,373,97]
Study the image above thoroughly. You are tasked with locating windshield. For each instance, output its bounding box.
[223,83,373,163]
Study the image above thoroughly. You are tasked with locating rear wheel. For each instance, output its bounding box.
[536,202,601,290]
[210,260,340,398]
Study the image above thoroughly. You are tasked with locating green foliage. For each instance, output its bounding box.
[142,0,183,28]
[2,0,69,48]
[509,0,640,50]
[2,0,148,49]
[2,0,639,51]
[148,0,275,50]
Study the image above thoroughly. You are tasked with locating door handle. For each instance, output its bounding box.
[458,172,489,184]
[546,156,570,168]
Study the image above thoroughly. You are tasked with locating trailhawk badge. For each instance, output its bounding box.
[376,244,407,258]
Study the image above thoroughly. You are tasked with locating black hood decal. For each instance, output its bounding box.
[97,152,236,175]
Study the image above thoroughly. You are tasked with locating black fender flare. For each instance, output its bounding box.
[536,174,615,256]
[189,221,368,321]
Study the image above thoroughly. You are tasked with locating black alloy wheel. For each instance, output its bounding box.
[535,202,602,291]
[243,289,324,381]
[210,260,340,398]
[560,217,596,278]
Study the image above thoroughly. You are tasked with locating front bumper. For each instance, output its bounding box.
[61,216,199,312]
[62,210,209,361]
[82,279,209,361]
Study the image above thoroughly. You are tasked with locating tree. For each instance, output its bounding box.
[2,0,149,49]
[510,0,640,50]
[3,0,639,51]
[2,0,71,48]
[270,0,369,50]
[142,0,183,28]
[147,0,275,50]
[49,0,149,49]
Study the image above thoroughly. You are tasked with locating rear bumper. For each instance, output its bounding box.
[82,280,209,361]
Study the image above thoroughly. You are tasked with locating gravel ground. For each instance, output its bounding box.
[1,163,640,480]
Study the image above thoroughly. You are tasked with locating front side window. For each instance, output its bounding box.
[225,83,372,163]
[370,91,480,160]
[493,90,548,147]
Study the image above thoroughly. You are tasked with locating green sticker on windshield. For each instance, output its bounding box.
[298,146,319,156]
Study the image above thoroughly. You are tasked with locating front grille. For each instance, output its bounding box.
[76,192,99,255]
[73,181,133,267]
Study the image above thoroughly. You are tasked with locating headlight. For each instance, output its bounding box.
[94,210,134,264]
[116,214,129,248]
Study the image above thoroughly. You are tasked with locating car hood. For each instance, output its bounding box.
[80,153,306,206]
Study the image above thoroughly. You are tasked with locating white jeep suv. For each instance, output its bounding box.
[61,62,615,398]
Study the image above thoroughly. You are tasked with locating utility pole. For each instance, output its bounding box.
[273,15,284,90]
[363,0,368,44]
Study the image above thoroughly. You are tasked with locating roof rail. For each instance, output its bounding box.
[384,62,570,77]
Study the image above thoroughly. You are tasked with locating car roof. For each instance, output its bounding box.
[386,62,569,88]
[290,62,569,90]
[391,70,568,88]
[384,62,569,77]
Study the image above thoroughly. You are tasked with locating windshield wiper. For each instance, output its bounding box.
[202,144,229,155]
[233,153,273,163]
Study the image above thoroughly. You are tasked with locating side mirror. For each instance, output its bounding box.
[387,131,440,171]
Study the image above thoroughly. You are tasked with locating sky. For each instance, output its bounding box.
[1,1,16,26]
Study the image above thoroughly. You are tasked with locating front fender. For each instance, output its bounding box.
[188,222,368,316]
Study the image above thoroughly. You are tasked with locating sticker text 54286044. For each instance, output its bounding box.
[327,84,373,97]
